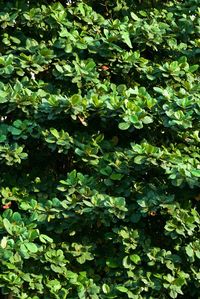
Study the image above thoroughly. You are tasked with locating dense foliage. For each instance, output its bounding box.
[0,0,199,298]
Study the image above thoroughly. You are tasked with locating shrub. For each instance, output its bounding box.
[0,0,199,298]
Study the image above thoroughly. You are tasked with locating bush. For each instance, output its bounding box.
[0,0,199,298]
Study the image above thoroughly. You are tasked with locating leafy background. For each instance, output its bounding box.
[0,0,199,298]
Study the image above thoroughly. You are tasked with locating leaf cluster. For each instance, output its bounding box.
[0,0,199,298]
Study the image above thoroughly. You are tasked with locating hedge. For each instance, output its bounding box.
[0,0,200,298]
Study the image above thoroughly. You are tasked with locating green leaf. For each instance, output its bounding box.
[134,155,145,164]
[130,254,141,264]
[0,135,6,142]
[25,242,38,253]
[117,286,128,293]
[118,122,130,130]
[0,236,7,249]
[188,65,198,73]
[3,218,13,235]
[50,128,59,138]
[50,264,63,274]
[142,116,153,124]
[130,12,140,20]
[12,212,22,222]
[110,173,123,180]
[185,246,193,257]
[130,115,138,123]
[85,60,96,71]
[169,289,178,299]
[106,258,119,268]
[153,87,164,94]
[102,284,110,294]
[122,32,132,48]
[9,127,21,135]
[55,64,64,73]
[0,91,8,103]
[39,234,53,244]
[20,244,28,257]
[191,170,200,177]
[195,251,200,259]
[71,94,82,105]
